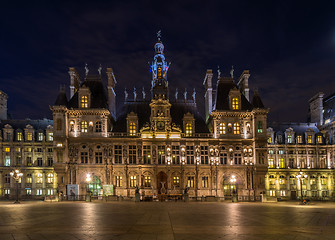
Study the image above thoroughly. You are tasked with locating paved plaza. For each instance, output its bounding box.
[0,201,334,240]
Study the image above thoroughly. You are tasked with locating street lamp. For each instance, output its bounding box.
[86,173,92,202]
[10,169,23,204]
[296,170,308,202]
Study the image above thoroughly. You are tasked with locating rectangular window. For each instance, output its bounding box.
[143,145,151,164]
[129,122,136,136]
[6,132,11,141]
[81,121,88,133]
[95,152,103,164]
[27,157,32,166]
[289,158,294,168]
[17,132,23,141]
[47,189,53,195]
[280,190,286,197]
[287,135,292,143]
[269,190,276,196]
[26,189,32,195]
[26,174,32,183]
[48,133,53,141]
[37,148,42,153]
[257,121,263,133]
[36,189,42,195]
[114,145,122,164]
[37,158,43,166]
[27,132,33,141]
[158,146,165,164]
[202,176,208,188]
[307,135,313,144]
[297,135,302,143]
[173,176,180,187]
[232,97,239,110]
[172,145,180,164]
[128,145,136,164]
[95,121,102,132]
[186,146,194,164]
[48,148,53,153]
[4,147,10,152]
[4,189,10,195]
[16,157,22,166]
[36,173,43,183]
[317,135,322,144]
[200,146,208,164]
[81,95,88,108]
[185,123,192,137]
[279,158,285,168]
[47,158,53,167]
[81,152,88,164]
[116,176,122,187]
[38,132,43,141]
[187,176,195,188]
[48,174,54,184]
[267,137,272,144]
[130,176,137,188]
[268,158,274,168]
[144,176,151,187]
[233,123,240,134]
[4,156,10,166]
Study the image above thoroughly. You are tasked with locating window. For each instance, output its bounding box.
[172,146,180,164]
[279,176,286,184]
[17,132,23,141]
[220,152,227,165]
[144,176,151,187]
[289,158,294,168]
[200,146,208,164]
[287,135,292,143]
[130,176,137,188]
[269,190,276,197]
[289,176,296,185]
[202,176,208,188]
[36,148,43,153]
[232,98,239,110]
[128,145,136,164]
[280,190,286,197]
[4,156,10,166]
[320,176,327,185]
[95,152,103,164]
[143,145,151,164]
[187,176,195,188]
[81,121,88,133]
[47,157,53,167]
[307,135,313,144]
[297,135,302,143]
[116,176,122,187]
[47,173,53,183]
[26,189,32,195]
[81,95,88,108]
[234,153,242,165]
[257,121,263,133]
[26,174,32,183]
[48,148,53,153]
[4,174,10,183]
[268,158,274,168]
[114,145,122,164]
[310,176,316,185]
[279,158,285,168]
[4,189,10,195]
[56,119,62,131]
[36,173,43,183]
[185,123,192,137]
[158,146,165,164]
[278,150,284,155]
[173,176,180,187]
[267,137,272,144]
[233,123,240,134]
[129,122,136,136]
[48,133,53,141]
[219,123,226,135]
[47,189,53,195]
[36,189,42,195]
[37,158,43,166]
[27,157,32,166]
[38,132,43,141]
[16,157,22,166]
[186,146,194,164]
[81,152,88,164]
[317,135,323,144]
[95,121,102,132]
[4,147,10,152]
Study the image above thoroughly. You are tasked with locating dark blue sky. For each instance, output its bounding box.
[1,0,335,123]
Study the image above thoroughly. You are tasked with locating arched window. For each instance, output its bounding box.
[81,121,88,133]
[47,173,54,183]
[81,96,88,108]
[95,121,102,132]
[233,123,240,134]
[219,123,225,134]
[232,98,239,110]
[185,123,192,137]
[129,122,136,136]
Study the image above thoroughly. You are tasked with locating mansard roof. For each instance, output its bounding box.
[268,122,320,135]
[251,92,265,108]
[67,74,108,109]
[0,119,53,131]
[214,77,253,111]
[54,89,68,106]
[112,100,209,133]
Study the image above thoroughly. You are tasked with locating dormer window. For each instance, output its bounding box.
[232,98,239,110]
[17,132,23,141]
[257,121,263,133]
[219,123,226,134]
[81,95,88,108]
[27,132,33,141]
[297,135,302,143]
[317,135,323,144]
[185,123,192,137]
[129,122,136,136]
[307,135,313,144]
[233,123,240,134]
[38,132,43,141]
[81,121,88,133]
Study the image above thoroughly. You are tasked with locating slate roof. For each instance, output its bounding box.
[0,119,53,130]
[252,92,265,108]
[54,90,68,106]
[268,122,320,134]
[67,75,108,109]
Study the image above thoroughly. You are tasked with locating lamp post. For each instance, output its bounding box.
[296,170,308,202]
[10,169,23,204]
[86,173,92,202]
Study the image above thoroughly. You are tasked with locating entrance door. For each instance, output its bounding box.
[157,172,167,194]
[291,191,297,200]
[87,176,102,196]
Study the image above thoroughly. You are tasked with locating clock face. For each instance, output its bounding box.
[157,121,165,130]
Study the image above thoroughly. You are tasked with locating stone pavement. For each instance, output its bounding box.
[0,201,334,240]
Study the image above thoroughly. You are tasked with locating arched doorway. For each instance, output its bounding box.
[157,171,168,194]
[223,175,238,197]
[87,176,102,196]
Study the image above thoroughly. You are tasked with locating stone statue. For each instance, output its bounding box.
[85,63,89,76]
[192,88,196,102]
[98,64,102,75]
[184,88,187,100]
[230,65,234,78]
[142,87,146,99]
[175,88,178,100]
[124,88,128,101]
[133,87,137,101]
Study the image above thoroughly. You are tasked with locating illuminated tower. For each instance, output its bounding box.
[150,31,170,100]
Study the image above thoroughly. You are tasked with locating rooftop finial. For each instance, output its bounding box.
[98,64,102,75]
[184,88,187,100]
[85,63,89,76]
[133,87,137,101]
[192,88,196,102]
[175,88,178,100]
[157,30,162,41]
[217,65,221,78]
[124,88,128,101]
[142,87,146,99]
[230,65,234,78]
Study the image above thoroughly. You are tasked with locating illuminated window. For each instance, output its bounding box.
[27,132,33,141]
[310,176,316,185]
[56,119,62,131]
[257,121,263,133]
[26,189,32,195]
[81,121,88,133]
[185,123,192,137]
[269,190,276,196]
[219,123,226,134]
[187,176,194,188]
[268,158,274,168]
[317,135,322,144]
[232,98,239,110]
[36,173,43,183]
[130,176,137,188]
[48,133,53,141]
[320,176,327,185]
[287,135,292,143]
[143,145,151,164]
[4,189,10,195]
[144,176,151,187]
[4,147,10,152]
[279,175,286,184]
[202,176,208,188]
[116,176,122,187]
[15,147,21,153]
[17,132,23,141]
[279,158,285,168]
[233,123,240,134]
[26,174,32,183]
[47,189,53,195]
[95,121,102,132]
[173,176,180,186]
[280,190,286,196]
[129,122,136,136]
[81,95,88,108]
[267,137,272,144]
[4,156,10,166]
[297,135,302,143]
[36,189,42,195]
[47,173,53,183]
[307,135,313,144]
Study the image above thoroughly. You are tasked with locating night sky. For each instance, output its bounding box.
[1,0,335,124]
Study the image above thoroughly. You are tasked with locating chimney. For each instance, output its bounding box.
[106,68,117,119]
[203,69,213,122]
